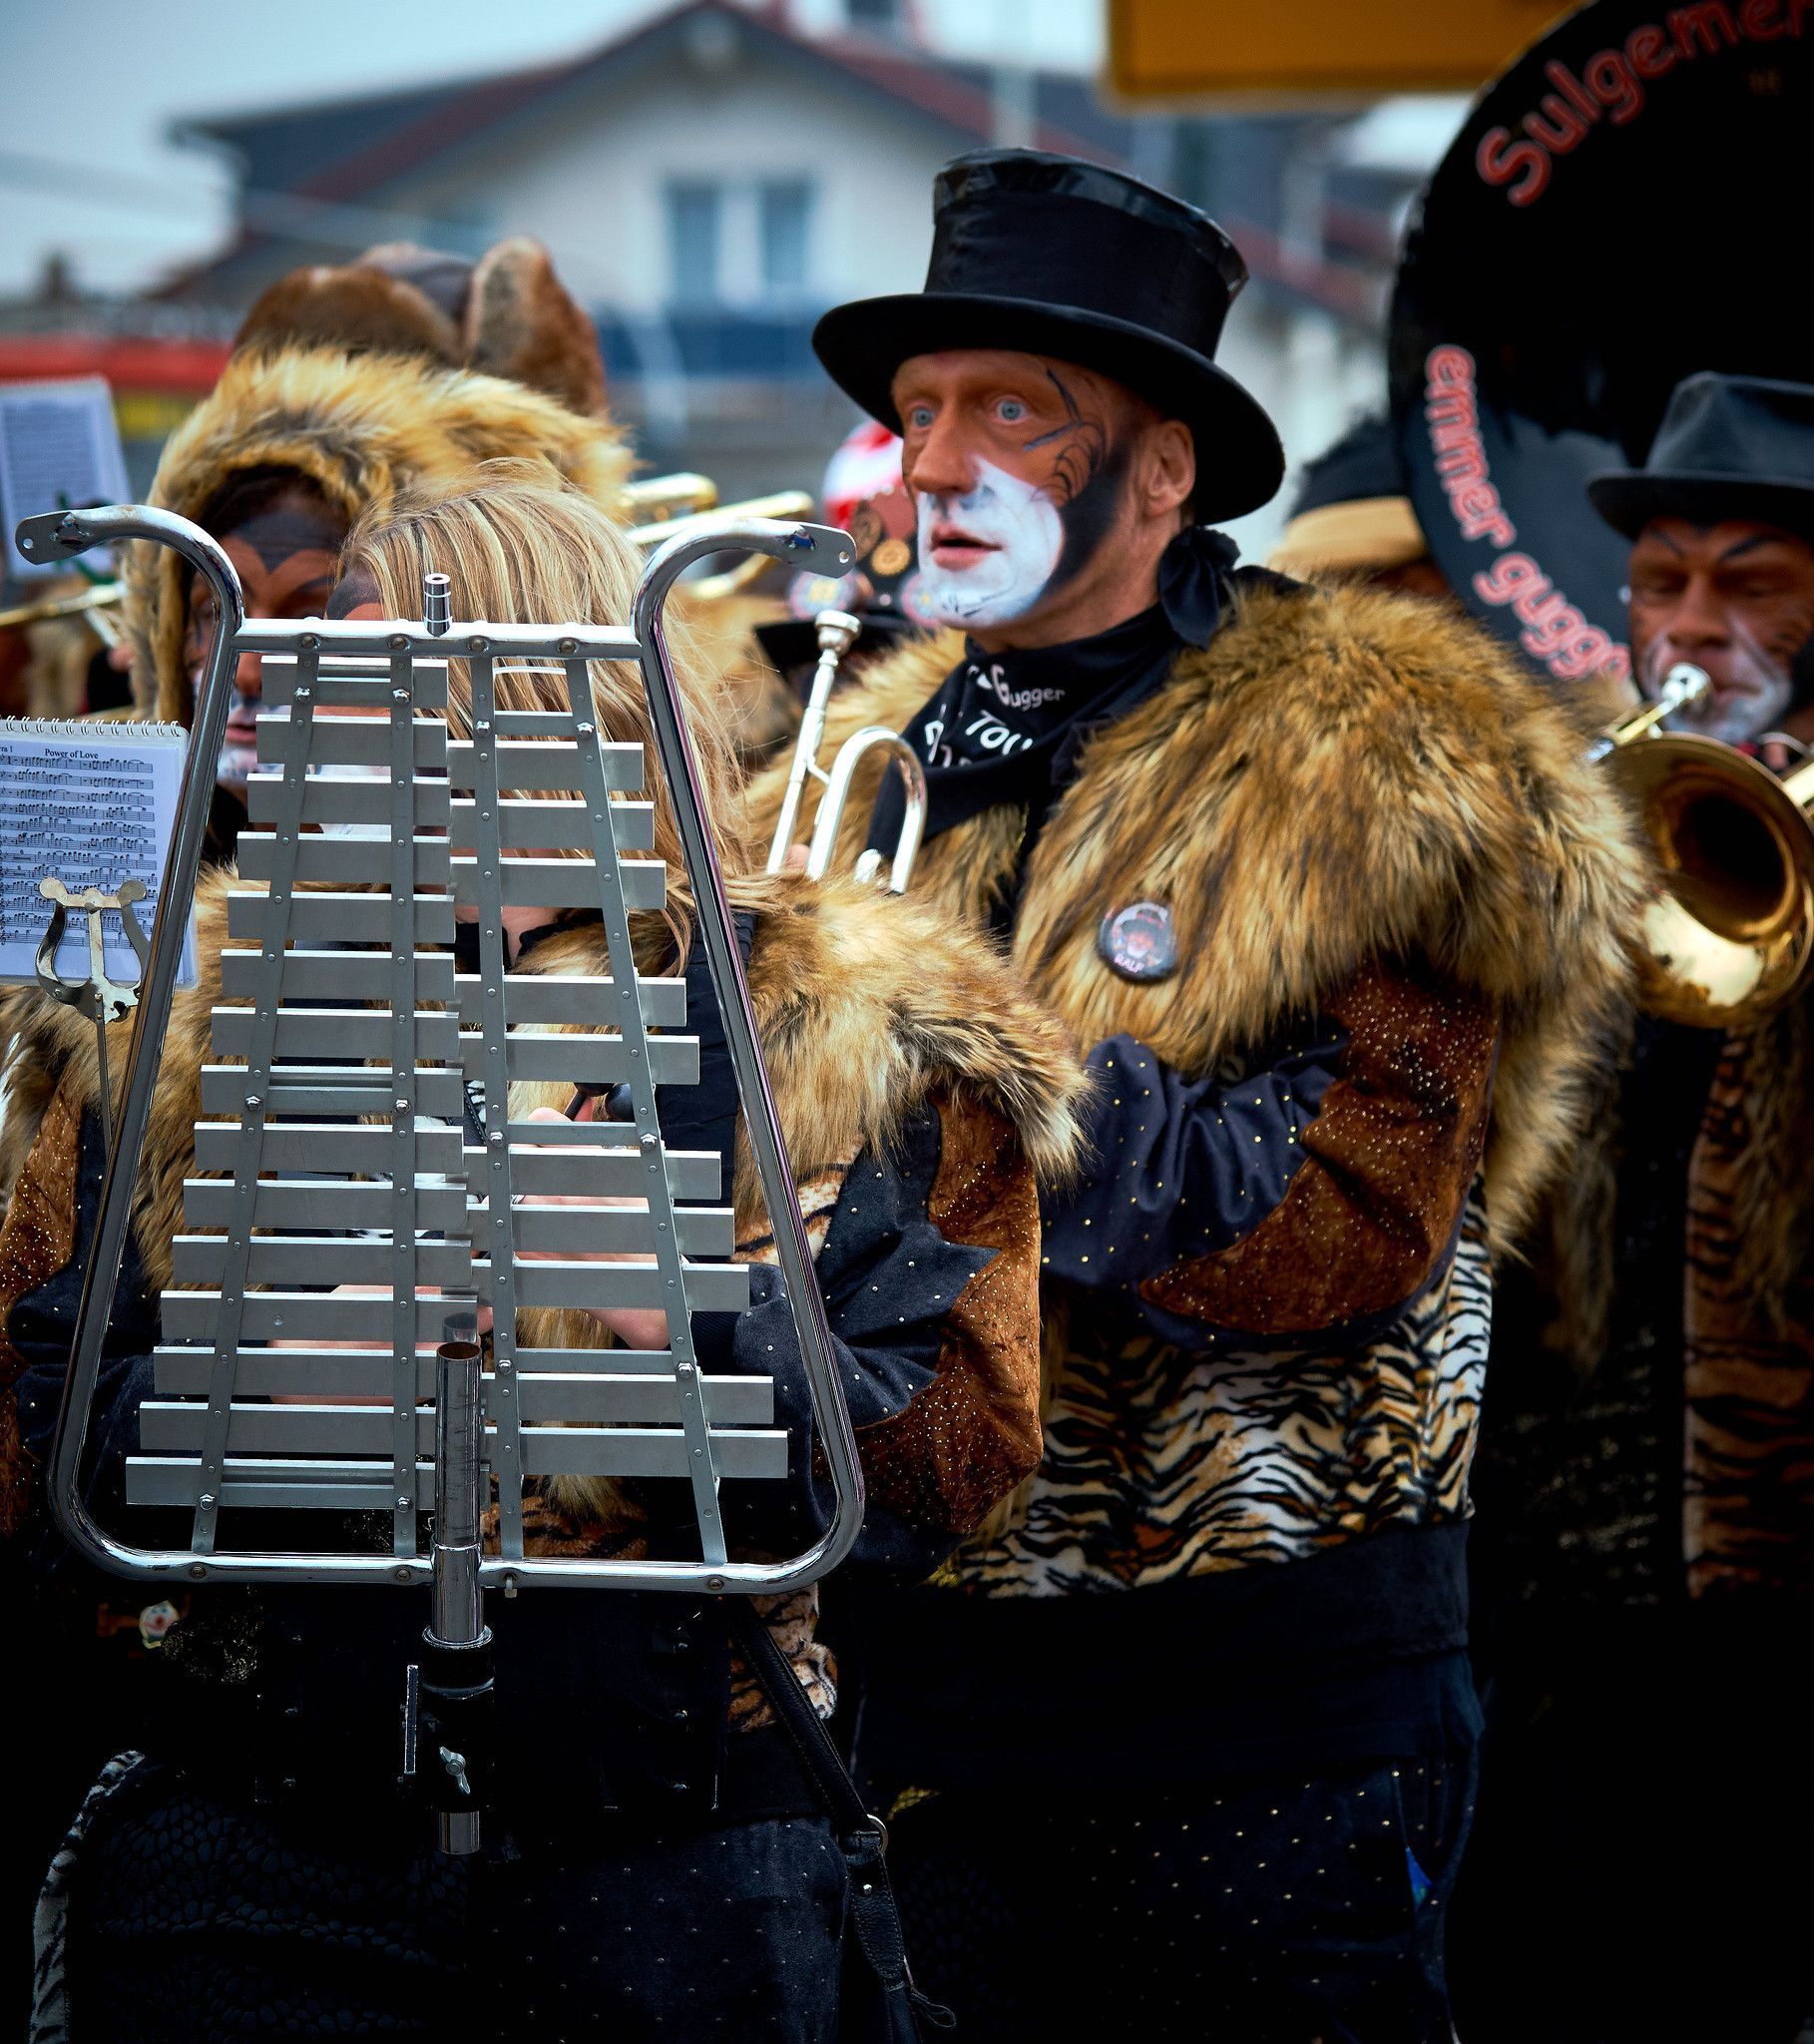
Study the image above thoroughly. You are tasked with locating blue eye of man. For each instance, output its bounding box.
[999,399,1026,422]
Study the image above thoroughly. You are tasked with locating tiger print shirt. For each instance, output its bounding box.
[949,1185,1493,1596]
[1682,1030,1814,1600]
[942,954,1501,1597]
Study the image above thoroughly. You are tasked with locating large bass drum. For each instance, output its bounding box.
[1389,0,1814,685]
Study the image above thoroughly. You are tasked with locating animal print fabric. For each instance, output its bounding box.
[1682,1033,1814,1596]
[944,1182,1493,1596]
[0,1083,81,1535]
[30,1750,145,2043]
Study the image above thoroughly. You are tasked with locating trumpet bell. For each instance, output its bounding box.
[1605,732,1814,1028]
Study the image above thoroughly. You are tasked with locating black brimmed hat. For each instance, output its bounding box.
[812,149,1284,526]
[1587,372,1814,546]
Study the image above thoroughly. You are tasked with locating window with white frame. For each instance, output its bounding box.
[758,181,813,302]
[667,181,722,306]
[666,177,817,309]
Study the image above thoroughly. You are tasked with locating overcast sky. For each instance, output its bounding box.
[0,0,671,294]
[0,0,1100,296]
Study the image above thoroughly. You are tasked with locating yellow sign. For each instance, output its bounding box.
[1108,0,1569,99]
[114,392,201,442]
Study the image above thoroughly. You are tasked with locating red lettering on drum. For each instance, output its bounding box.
[1471,552,1631,682]
[1422,347,1517,550]
[1422,354,1630,684]
[1476,3,1783,205]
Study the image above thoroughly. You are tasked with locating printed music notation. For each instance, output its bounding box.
[0,719,197,987]
[0,376,131,580]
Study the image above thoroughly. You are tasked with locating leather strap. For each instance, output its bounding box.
[723,1598,954,2035]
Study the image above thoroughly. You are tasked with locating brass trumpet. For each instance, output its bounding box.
[766,608,926,895]
[629,492,815,602]
[1595,662,1814,1027]
[0,579,123,646]
[620,472,717,519]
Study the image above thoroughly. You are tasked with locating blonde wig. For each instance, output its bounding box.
[340,468,750,965]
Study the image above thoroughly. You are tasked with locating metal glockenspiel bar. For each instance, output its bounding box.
[30,503,866,1599]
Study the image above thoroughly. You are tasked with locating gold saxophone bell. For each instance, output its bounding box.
[1595,662,1814,1028]
[765,608,925,895]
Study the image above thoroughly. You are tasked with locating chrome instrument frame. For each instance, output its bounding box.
[18,503,868,1601]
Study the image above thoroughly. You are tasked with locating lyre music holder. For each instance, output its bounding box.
[34,875,152,1160]
[14,502,864,1851]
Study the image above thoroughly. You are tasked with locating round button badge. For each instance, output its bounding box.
[1098,900,1178,982]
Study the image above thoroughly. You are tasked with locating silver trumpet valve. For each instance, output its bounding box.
[766,609,925,895]
[1587,661,1710,761]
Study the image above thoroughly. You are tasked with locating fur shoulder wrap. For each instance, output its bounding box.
[126,343,635,725]
[742,578,1649,1249]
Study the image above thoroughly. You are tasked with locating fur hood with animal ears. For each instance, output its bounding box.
[742,576,1650,1257]
[0,866,1086,1297]
[125,341,634,725]
[234,238,610,421]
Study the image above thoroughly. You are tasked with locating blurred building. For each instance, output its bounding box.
[3,0,1466,554]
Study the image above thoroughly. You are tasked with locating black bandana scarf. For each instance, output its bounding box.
[867,526,1239,862]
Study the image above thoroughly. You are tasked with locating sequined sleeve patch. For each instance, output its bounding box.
[1140,959,1496,1334]
[852,1094,1044,1536]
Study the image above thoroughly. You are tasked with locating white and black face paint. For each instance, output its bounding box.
[1643,618,1795,746]
[915,458,1065,629]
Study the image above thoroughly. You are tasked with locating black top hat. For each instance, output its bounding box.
[1587,372,1814,546]
[812,150,1285,526]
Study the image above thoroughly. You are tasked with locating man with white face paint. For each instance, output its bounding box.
[746,148,1643,2042]
[1588,372,1814,753]
[913,457,1064,630]
[1452,372,1814,2043]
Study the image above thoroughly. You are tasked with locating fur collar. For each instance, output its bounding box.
[741,580,1648,1251]
[126,343,634,723]
[1,868,1085,1293]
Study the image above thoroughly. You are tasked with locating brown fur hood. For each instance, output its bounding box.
[127,343,634,725]
[0,868,1086,1294]
[234,237,610,421]
[743,579,1648,1252]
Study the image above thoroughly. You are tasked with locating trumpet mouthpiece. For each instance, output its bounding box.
[815,608,862,659]
[1661,663,1711,712]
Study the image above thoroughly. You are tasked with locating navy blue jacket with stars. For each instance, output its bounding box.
[1040,1020,1345,1350]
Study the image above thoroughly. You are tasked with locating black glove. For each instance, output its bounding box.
[654,911,756,1194]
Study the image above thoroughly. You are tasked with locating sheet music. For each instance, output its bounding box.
[0,719,198,988]
[0,377,131,580]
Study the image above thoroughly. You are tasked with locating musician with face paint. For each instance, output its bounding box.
[108,235,628,867]
[743,149,1645,2041]
[1451,373,1814,2044]
[0,241,631,2018]
[1596,374,1814,755]
[176,473,349,852]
